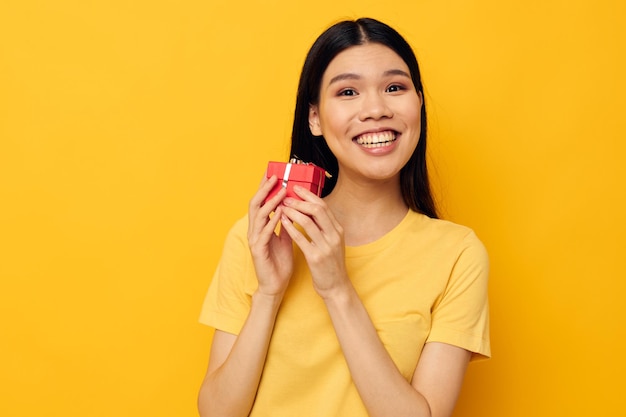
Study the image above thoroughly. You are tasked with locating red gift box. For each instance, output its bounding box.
[264,160,326,203]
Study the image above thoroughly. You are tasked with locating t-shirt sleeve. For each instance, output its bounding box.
[199,217,256,335]
[427,231,491,360]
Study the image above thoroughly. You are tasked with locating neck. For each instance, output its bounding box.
[325,176,409,246]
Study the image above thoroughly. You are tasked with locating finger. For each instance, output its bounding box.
[262,186,287,217]
[282,197,336,239]
[252,182,287,225]
[291,185,320,202]
[281,205,334,252]
[276,212,293,244]
[291,185,343,230]
[249,175,281,210]
[249,179,285,238]
[279,212,312,250]
[254,195,286,235]
[258,207,283,244]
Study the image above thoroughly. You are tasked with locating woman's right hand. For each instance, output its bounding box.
[247,175,294,297]
[199,177,292,417]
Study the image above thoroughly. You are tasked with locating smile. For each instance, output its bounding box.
[354,130,397,148]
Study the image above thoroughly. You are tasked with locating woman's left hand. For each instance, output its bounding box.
[279,186,350,299]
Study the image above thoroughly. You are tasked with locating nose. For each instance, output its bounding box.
[358,92,393,121]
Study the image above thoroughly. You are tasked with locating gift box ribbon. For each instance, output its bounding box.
[282,162,293,189]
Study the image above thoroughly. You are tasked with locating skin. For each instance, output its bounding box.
[198,43,471,417]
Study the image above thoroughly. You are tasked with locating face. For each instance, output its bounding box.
[309,42,422,185]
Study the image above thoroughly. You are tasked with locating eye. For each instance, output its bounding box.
[386,84,406,93]
[338,88,358,97]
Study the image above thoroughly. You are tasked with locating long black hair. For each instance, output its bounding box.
[290,18,438,219]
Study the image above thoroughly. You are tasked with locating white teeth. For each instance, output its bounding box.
[356,131,396,148]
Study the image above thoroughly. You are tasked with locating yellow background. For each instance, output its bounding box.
[1,1,624,416]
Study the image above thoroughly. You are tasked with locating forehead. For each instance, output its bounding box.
[322,43,409,82]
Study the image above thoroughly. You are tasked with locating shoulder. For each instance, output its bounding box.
[405,211,486,252]
[219,214,250,257]
[224,214,249,240]
[400,212,489,276]
[228,214,249,236]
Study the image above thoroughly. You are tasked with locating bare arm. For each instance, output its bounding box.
[198,177,292,417]
[198,292,283,417]
[280,187,471,417]
[324,286,470,417]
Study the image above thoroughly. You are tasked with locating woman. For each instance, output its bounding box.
[198,17,490,417]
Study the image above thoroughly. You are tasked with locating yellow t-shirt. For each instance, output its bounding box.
[199,210,490,416]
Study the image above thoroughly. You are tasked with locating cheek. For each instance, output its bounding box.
[407,95,423,117]
[401,103,422,133]
[412,113,422,132]
[319,105,352,136]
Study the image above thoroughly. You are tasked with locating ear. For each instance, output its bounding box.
[308,104,323,136]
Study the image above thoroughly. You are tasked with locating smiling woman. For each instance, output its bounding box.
[197,18,490,417]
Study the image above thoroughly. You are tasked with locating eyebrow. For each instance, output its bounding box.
[327,69,411,86]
